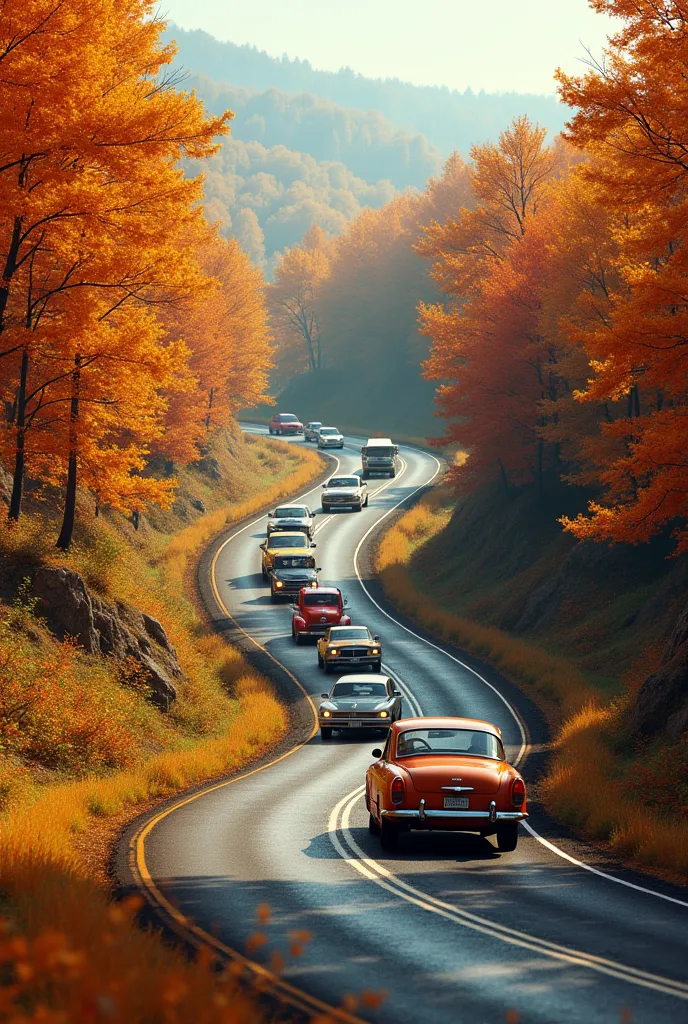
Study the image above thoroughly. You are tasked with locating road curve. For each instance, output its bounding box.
[121,428,688,1024]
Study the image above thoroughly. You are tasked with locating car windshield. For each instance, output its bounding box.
[279,414,298,422]
[331,682,389,697]
[308,423,322,429]
[267,535,305,549]
[303,592,339,606]
[329,627,370,641]
[395,728,504,760]
[327,477,359,488]
[320,428,339,435]
[274,556,314,569]
[274,507,308,518]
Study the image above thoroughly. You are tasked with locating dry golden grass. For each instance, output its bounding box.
[541,705,688,880]
[377,492,688,882]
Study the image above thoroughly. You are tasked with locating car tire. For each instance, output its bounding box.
[364,495,369,507]
[270,592,279,602]
[372,661,382,673]
[261,567,268,579]
[320,727,333,741]
[355,503,362,512]
[318,653,324,669]
[390,470,396,478]
[362,471,369,480]
[496,823,519,852]
[294,631,304,645]
[368,813,380,835]
[324,661,332,674]
[380,818,399,851]
[322,504,330,513]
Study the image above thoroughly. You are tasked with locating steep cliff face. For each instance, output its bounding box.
[33,567,182,710]
[631,601,688,741]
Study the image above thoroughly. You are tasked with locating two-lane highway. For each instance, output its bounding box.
[124,429,688,1024]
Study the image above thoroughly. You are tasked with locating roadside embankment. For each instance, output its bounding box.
[0,427,327,1021]
[375,482,688,882]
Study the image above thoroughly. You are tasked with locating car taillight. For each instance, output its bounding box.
[391,776,405,806]
[512,777,526,807]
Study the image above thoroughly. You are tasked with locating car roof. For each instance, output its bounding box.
[329,624,368,630]
[391,716,502,737]
[306,587,340,595]
[332,674,392,685]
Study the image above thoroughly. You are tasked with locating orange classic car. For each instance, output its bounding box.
[366,716,527,852]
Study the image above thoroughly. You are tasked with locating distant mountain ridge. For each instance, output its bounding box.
[189,75,443,190]
[166,26,569,155]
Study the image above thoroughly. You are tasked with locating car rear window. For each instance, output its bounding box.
[279,414,298,422]
[395,728,504,760]
[267,535,305,548]
[327,477,359,488]
[303,592,339,606]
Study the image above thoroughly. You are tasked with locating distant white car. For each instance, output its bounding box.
[321,474,368,512]
[317,426,344,449]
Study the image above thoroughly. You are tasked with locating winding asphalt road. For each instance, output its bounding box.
[122,429,688,1024]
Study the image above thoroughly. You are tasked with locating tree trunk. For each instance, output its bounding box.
[205,386,214,430]
[8,346,29,522]
[56,354,81,550]
[0,216,22,342]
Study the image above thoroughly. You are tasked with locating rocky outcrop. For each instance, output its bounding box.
[33,567,181,709]
[631,601,688,741]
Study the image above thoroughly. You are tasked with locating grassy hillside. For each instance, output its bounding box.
[0,428,326,1020]
[167,26,568,154]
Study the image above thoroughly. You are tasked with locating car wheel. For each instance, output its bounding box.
[324,661,332,674]
[294,632,304,645]
[322,504,330,513]
[320,727,333,741]
[372,661,382,673]
[496,823,519,852]
[317,653,324,669]
[270,592,279,602]
[390,470,396,478]
[261,567,268,579]
[380,818,399,851]
[368,813,380,835]
[362,471,369,480]
[364,495,369,507]
[355,503,362,512]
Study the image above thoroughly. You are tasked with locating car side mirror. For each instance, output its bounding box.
[321,482,326,487]
[393,690,401,697]
[371,748,382,758]
[373,635,380,641]
[343,598,349,607]
[311,543,316,548]
[259,543,266,550]
[268,511,274,516]
[316,567,322,572]
[321,693,329,698]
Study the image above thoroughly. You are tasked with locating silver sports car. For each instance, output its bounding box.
[318,675,403,740]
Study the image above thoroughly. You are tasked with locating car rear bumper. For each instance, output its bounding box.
[382,800,528,824]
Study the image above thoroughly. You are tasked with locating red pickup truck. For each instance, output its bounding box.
[292,587,351,643]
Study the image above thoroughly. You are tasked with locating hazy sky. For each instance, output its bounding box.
[161,0,618,95]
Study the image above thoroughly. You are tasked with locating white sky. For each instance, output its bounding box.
[161,0,618,95]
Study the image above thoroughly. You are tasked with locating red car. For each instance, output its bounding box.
[269,412,303,436]
[292,587,351,643]
[366,716,527,852]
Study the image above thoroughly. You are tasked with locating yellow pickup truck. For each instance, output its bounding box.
[317,625,382,673]
[260,531,316,578]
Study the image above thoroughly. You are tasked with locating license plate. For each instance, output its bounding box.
[348,720,362,728]
[443,796,469,809]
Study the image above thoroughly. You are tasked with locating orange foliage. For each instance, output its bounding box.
[555,2,688,551]
[0,0,271,548]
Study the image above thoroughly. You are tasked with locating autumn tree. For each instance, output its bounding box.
[557,0,688,551]
[419,118,562,490]
[268,225,332,377]
[0,0,231,546]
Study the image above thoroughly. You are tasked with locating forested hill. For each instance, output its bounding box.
[189,75,443,190]
[166,26,568,154]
